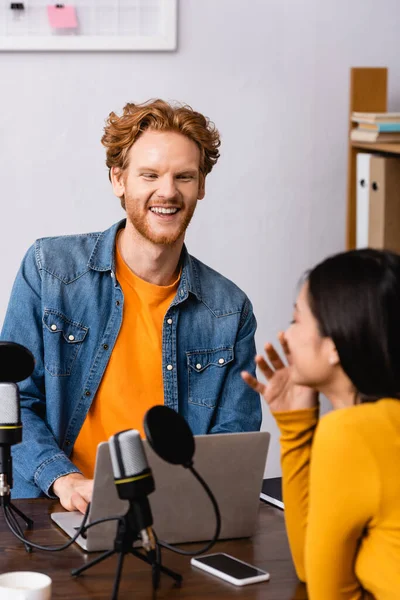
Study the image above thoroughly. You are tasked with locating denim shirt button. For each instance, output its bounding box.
[196,363,202,370]
[218,358,225,364]
[65,440,71,446]
[167,318,173,325]
[115,300,120,307]
[166,364,173,371]
[103,344,109,350]
[50,324,57,331]
[85,390,91,397]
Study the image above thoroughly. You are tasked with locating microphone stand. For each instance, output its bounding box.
[0,342,36,554]
[71,502,182,600]
[0,473,33,553]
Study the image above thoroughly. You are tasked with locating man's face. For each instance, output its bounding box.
[112,129,205,246]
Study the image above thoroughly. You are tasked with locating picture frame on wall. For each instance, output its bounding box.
[0,0,177,52]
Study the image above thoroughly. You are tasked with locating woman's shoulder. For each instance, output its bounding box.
[317,398,400,446]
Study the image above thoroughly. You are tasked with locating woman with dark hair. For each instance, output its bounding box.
[242,249,400,599]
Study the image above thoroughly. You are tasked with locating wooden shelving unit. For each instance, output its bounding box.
[345,67,400,248]
[351,141,400,154]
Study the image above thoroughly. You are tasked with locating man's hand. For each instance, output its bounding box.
[241,332,317,413]
[52,473,93,514]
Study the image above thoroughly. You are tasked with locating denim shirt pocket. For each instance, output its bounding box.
[43,309,88,376]
[187,347,234,408]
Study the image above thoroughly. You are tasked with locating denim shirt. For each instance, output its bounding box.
[1,220,261,498]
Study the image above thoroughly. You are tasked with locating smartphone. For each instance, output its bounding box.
[191,553,270,586]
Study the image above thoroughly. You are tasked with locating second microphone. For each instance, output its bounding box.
[108,429,156,555]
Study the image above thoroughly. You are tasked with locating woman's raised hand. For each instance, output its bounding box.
[241,332,317,412]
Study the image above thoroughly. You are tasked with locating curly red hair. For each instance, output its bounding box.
[101,99,221,190]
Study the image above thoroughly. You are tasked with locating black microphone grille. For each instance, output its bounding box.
[0,383,20,425]
[109,429,149,479]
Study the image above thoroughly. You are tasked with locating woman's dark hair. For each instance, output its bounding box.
[307,248,400,402]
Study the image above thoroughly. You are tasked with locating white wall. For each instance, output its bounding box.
[1,0,400,477]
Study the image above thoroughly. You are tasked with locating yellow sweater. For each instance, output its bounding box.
[274,399,400,600]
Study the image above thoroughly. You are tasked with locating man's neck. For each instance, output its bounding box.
[118,221,184,286]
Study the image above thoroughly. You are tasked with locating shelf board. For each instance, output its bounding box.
[351,141,400,155]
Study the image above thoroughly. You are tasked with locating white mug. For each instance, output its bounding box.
[0,572,52,600]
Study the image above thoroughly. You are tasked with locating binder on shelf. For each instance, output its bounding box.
[356,153,371,248]
[368,156,400,254]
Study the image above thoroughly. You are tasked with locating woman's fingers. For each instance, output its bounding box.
[241,371,266,395]
[255,354,275,379]
[278,331,291,363]
[264,343,285,370]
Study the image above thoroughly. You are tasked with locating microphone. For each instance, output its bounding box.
[71,427,184,597]
[0,342,35,550]
[144,405,195,466]
[0,342,33,497]
[144,406,221,557]
[0,341,35,383]
[109,429,156,554]
[0,383,21,495]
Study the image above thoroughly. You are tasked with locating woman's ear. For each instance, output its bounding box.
[328,345,340,366]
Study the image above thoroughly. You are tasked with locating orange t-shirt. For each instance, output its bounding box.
[71,242,180,478]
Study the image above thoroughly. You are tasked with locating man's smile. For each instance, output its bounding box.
[149,206,180,215]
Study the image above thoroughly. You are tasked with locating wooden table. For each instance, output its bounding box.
[0,499,307,599]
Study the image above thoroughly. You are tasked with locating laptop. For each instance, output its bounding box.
[51,431,270,552]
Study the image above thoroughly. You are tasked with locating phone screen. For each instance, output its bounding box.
[195,554,266,579]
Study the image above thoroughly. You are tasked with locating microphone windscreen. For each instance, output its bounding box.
[144,405,195,466]
[109,429,148,479]
[0,342,35,383]
[0,383,20,424]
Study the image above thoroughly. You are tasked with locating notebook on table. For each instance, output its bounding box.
[260,477,284,510]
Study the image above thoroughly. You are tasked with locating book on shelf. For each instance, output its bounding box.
[260,477,284,510]
[350,129,400,143]
[352,111,400,124]
[357,122,400,132]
